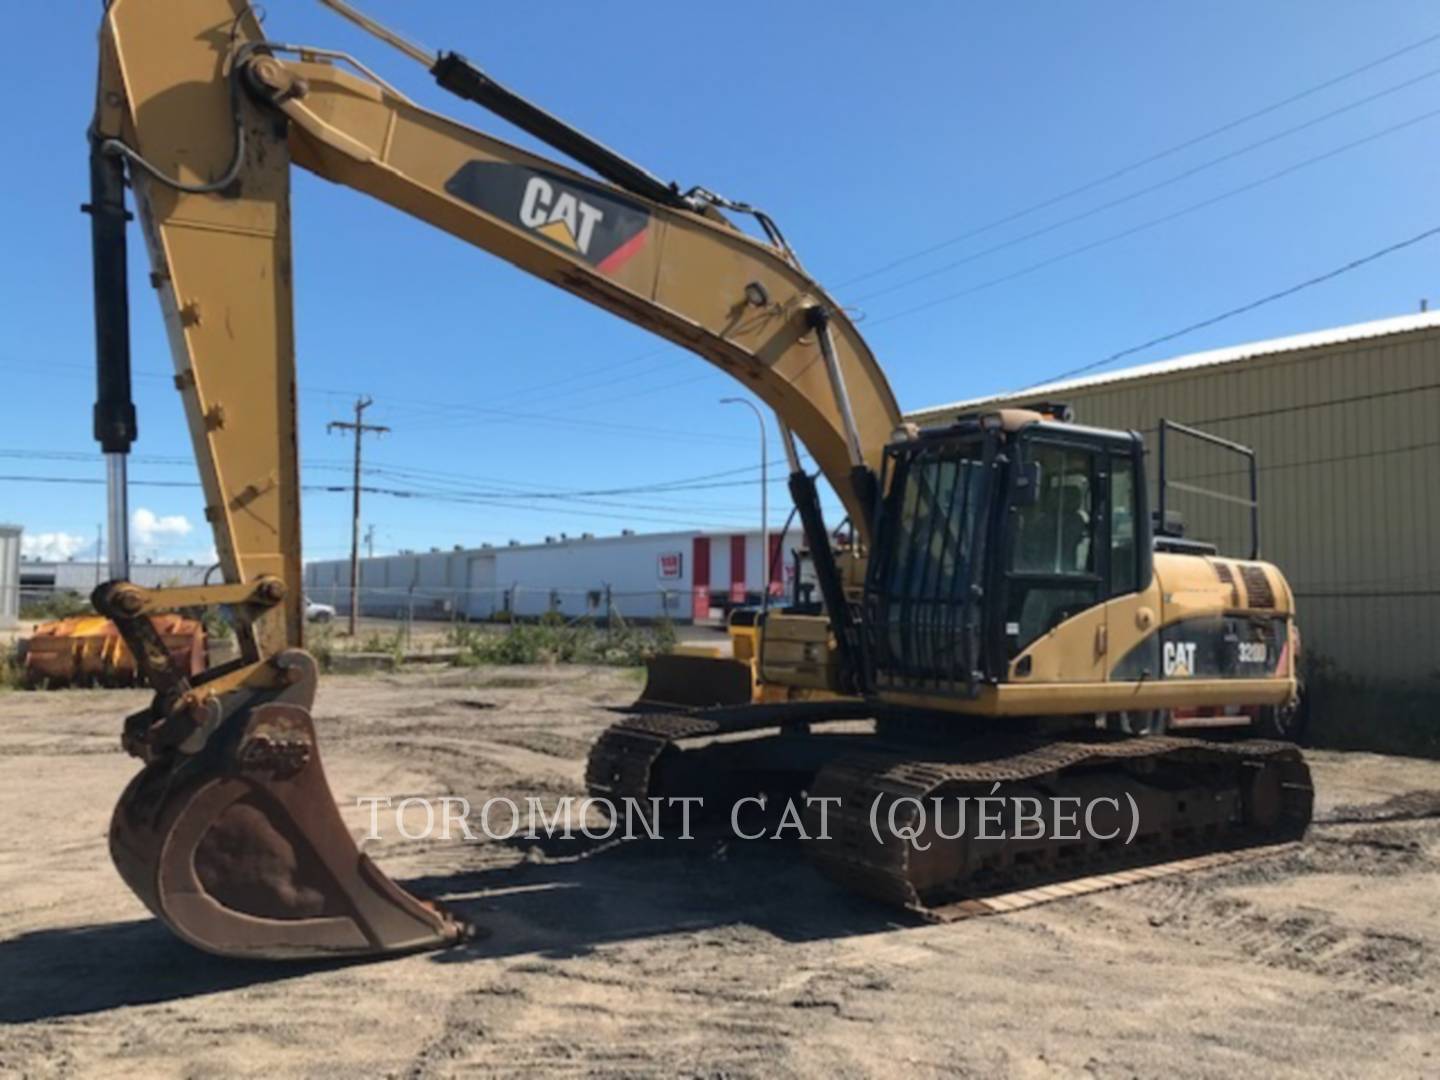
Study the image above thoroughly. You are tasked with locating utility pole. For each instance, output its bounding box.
[328,396,389,635]
[364,523,376,559]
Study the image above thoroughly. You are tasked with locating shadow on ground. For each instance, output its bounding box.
[0,917,348,1024]
[420,832,907,965]
[0,836,902,1023]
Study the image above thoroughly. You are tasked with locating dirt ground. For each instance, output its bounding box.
[1,668,1437,1079]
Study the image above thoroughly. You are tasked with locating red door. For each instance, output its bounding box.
[692,536,711,621]
[768,533,785,597]
[729,534,747,604]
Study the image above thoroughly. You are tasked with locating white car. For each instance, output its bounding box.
[305,598,337,623]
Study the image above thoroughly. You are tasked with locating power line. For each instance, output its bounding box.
[369,372,731,436]
[864,106,1440,332]
[1016,228,1440,391]
[0,472,779,521]
[0,354,747,451]
[0,448,791,493]
[0,475,193,488]
[0,473,771,538]
[1170,438,1440,486]
[836,29,1440,290]
[277,33,1440,430]
[1154,381,1440,430]
[474,349,665,407]
[22,38,1440,469]
[361,459,792,499]
[850,63,1440,307]
[355,485,764,519]
[298,49,1440,427]
[304,382,747,446]
[296,59,1440,431]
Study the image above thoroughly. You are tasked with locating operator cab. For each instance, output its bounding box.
[863,408,1150,698]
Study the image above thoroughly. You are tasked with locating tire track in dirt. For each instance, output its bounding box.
[402,955,802,1078]
[1115,817,1440,989]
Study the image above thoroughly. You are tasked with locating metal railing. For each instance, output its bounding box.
[1157,418,1261,560]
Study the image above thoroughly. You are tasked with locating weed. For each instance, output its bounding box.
[452,619,677,668]
[358,629,406,663]
[308,622,336,673]
[0,643,20,691]
[200,606,234,642]
[19,591,90,622]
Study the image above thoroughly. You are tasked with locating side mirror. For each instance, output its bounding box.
[1014,460,1042,507]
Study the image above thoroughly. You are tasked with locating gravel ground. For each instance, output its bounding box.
[1,667,1437,1078]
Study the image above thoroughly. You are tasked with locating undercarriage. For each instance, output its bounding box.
[587,702,1313,918]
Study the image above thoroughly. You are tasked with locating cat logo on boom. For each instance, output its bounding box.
[444,162,651,273]
[518,176,604,256]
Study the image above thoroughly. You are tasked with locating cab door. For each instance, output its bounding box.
[1104,447,1162,681]
[1002,438,1107,682]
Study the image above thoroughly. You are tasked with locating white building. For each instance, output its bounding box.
[304,527,796,623]
[17,557,210,608]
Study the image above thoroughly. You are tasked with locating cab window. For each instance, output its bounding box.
[1006,443,1099,653]
[1013,445,1095,575]
[879,444,988,679]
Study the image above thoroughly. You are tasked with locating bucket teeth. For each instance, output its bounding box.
[109,650,467,960]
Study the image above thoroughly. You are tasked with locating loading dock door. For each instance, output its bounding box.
[692,536,711,621]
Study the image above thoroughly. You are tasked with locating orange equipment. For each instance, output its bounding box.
[22,615,206,689]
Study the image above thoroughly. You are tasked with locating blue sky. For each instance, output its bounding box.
[3,0,1438,565]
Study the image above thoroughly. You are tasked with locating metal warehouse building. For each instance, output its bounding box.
[304,527,788,623]
[909,311,1439,737]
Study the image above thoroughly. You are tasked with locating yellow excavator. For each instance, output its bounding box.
[87,0,1311,959]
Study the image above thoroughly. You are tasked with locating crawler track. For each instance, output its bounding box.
[806,735,1312,919]
[584,700,872,804]
[585,707,1314,918]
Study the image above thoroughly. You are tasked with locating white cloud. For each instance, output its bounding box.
[21,532,89,562]
[132,508,194,546]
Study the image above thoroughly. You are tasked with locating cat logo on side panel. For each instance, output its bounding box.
[1163,640,1197,677]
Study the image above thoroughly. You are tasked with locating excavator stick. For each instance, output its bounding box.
[89,0,484,959]
[108,649,466,959]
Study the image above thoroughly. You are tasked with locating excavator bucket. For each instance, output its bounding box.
[109,650,467,959]
[637,647,756,709]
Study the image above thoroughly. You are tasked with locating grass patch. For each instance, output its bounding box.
[447,615,676,668]
[19,591,90,622]
[357,629,406,660]
[0,643,20,691]
[307,622,337,672]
